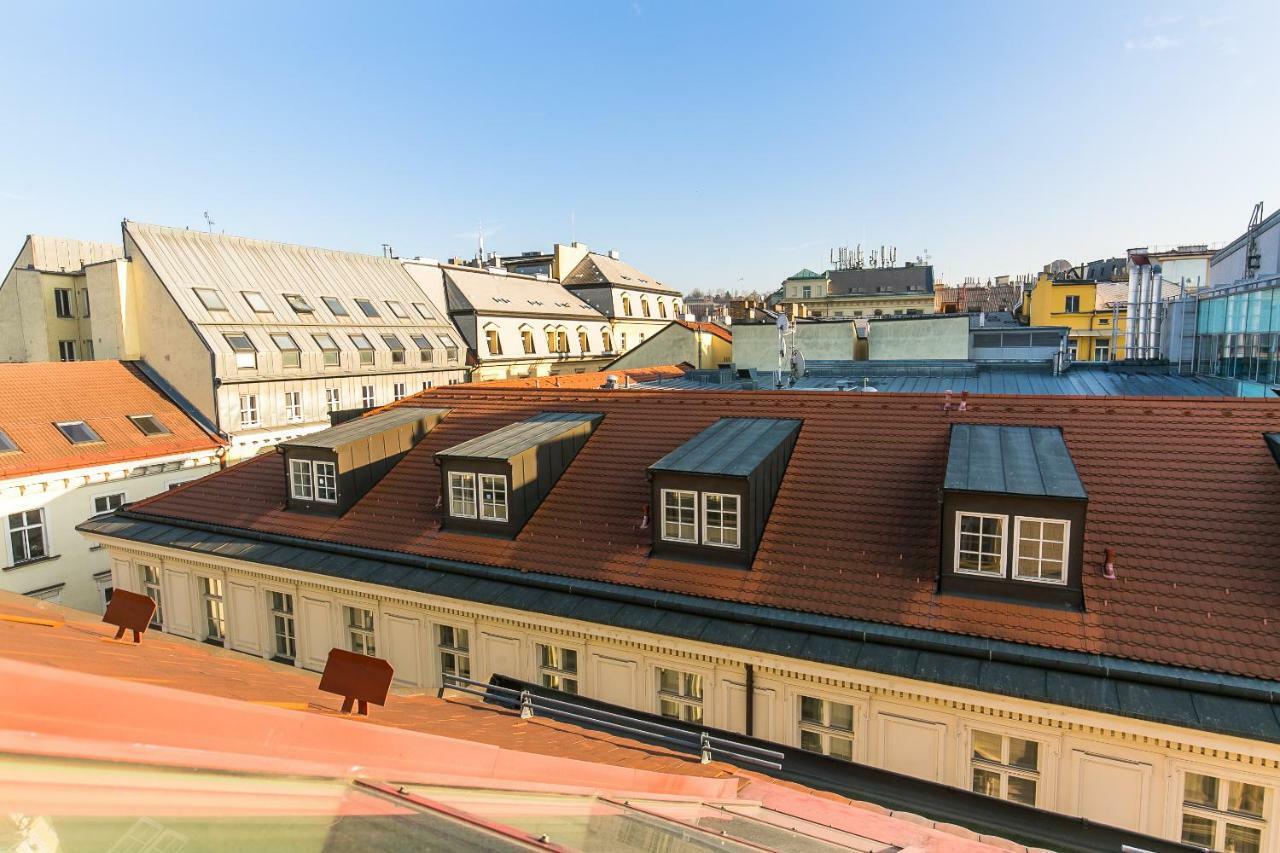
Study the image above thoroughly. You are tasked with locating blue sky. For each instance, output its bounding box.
[2,1,1276,293]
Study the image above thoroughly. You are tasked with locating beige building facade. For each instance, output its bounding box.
[560,248,682,353]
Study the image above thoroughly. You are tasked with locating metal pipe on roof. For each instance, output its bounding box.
[1126,263,1140,359]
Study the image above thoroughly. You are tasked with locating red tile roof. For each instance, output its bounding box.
[475,364,688,389]
[129,388,1280,680]
[676,319,732,342]
[0,361,224,479]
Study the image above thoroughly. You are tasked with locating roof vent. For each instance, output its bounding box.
[608,250,621,260]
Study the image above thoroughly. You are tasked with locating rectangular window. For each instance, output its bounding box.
[128,413,171,437]
[657,667,703,723]
[411,334,434,363]
[622,296,633,316]
[0,428,18,454]
[288,459,335,502]
[242,291,272,313]
[314,461,337,502]
[449,472,477,518]
[439,335,459,361]
[224,332,257,369]
[970,730,1040,806]
[413,303,435,320]
[346,606,376,656]
[798,696,855,761]
[702,493,740,548]
[289,459,314,500]
[7,509,47,564]
[479,474,507,521]
[322,296,348,316]
[81,340,94,360]
[361,384,375,409]
[578,330,590,352]
[602,331,614,352]
[1012,517,1069,585]
[284,391,302,422]
[1064,295,1080,312]
[1181,772,1267,852]
[350,333,375,366]
[139,565,163,628]
[661,489,697,543]
[93,492,125,515]
[283,293,314,314]
[271,333,301,369]
[393,382,406,401]
[485,328,503,356]
[325,387,341,413]
[268,591,296,663]
[381,333,406,364]
[537,644,578,694]
[312,333,341,367]
[385,301,409,319]
[193,288,227,311]
[954,512,1006,576]
[522,329,536,354]
[239,394,259,427]
[55,420,101,444]
[54,288,73,318]
[354,298,379,318]
[58,340,76,361]
[437,625,471,684]
[199,576,226,645]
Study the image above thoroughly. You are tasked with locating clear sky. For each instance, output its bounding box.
[2,1,1276,294]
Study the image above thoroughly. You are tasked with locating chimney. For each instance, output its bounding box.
[608,249,621,260]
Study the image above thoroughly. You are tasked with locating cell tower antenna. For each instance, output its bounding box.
[477,219,485,261]
[203,211,215,234]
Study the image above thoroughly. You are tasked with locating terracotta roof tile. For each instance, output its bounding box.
[128,387,1280,681]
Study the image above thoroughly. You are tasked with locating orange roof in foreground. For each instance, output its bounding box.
[0,593,1013,851]
[0,361,223,479]
[127,386,1280,681]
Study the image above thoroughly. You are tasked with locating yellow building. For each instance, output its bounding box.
[777,266,936,319]
[1023,272,1130,362]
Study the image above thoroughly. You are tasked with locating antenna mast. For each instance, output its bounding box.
[203,211,215,234]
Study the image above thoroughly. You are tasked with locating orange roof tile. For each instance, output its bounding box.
[0,361,224,479]
[475,365,688,389]
[676,319,732,342]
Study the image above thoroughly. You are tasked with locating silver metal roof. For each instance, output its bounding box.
[281,407,449,451]
[649,418,802,477]
[436,412,603,461]
[945,424,1086,499]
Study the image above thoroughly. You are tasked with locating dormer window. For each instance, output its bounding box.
[411,334,435,363]
[381,333,406,365]
[290,458,337,503]
[349,333,375,366]
[223,333,257,369]
[661,489,697,542]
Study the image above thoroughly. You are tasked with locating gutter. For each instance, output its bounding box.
[94,509,1280,710]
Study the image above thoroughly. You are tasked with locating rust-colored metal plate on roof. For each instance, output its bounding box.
[102,589,156,643]
[319,648,393,715]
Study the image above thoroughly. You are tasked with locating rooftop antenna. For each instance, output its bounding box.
[477,219,485,262]
[203,211,215,234]
[571,211,576,244]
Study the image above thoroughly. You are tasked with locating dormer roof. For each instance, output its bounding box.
[436,412,603,461]
[650,418,801,477]
[281,407,448,452]
[944,424,1086,499]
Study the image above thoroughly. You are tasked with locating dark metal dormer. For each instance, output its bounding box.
[648,417,802,568]
[940,424,1087,609]
[280,407,449,516]
[434,412,603,538]
[1266,433,1280,469]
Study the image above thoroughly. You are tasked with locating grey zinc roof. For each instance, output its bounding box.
[649,418,802,477]
[945,424,1087,499]
[280,407,449,451]
[1266,433,1280,468]
[436,412,602,460]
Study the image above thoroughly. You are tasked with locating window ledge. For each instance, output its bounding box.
[3,553,61,572]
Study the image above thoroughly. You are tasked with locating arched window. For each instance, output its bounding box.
[484,325,503,356]
[602,329,614,352]
[658,300,667,319]
[640,297,651,318]
[674,301,682,315]
[621,295,633,316]
[577,328,590,353]
[556,328,569,353]
[520,326,535,354]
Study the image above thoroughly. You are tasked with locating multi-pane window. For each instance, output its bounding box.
[1094,342,1110,362]
[620,332,628,350]
[658,301,667,319]
[283,293,314,314]
[393,382,406,401]
[350,334,375,366]
[128,414,170,436]
[93,492,125,514]
[56,420,101,444]
[556,330,569,353]
[1012,517,1068,584]
[449,472,477,518]
[284,391,302,422]
[224,332,257,369]
[657,668,703,723]
[139,565,163,628]
[314,462,337,502]
[290,459,335,503]
[199,576,226,645]
[702,493,740,549]
[798,696,854,761]
[537,644,578,694]
[7,510,47,564]
[361,384,375,409]
[970,730,1040,806]
[381,333,406,364]
[242,290,272,313]
[289,459,314,500]
[411,334,435,363]
[321,296,348,316]
[239,394,259,427]
[661,490,697,543]
[58,340,76,361]
[479,474,507,521]
[54,288,74,317]
[268,591,296,663]
[271,333,301,368]
[385,300,409,319]
[485,328,503,355]
[1064,295,1080,312]
[545,329,557,352]
[955,513,1005,576]
[354,298,379,318]
[437,625,470,684]
[325,387,341,413]
[346,606,376,656]
[312,333,340,367]
[522,329,536,354]
[1181,772,1267,853]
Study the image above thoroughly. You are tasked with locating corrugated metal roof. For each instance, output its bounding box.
[436,411,603,460]
[281,407,449,450]
[442,266,603,319]
[945,424,1086,499]
[649,418,802,477]
[25,235,121,272]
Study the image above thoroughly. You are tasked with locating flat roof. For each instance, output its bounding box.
[945,424,1086,499]
[436,411,602,461]
[281,407,449,450]
[649,417,801,477]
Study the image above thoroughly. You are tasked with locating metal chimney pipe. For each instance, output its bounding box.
[1126,263,1140,360]
[1137,265,1152,359]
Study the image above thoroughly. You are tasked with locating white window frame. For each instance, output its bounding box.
[58,340,76,361]
[224,333,257,369]
[969,728,1042,807]
[199,575,226,644]
[701,492,741,549]
[436,622,471,685]
[393,382,406,401]
[289,459,314,500]
[93,492,126,515]
[661,489,698,544]
[54,287,74,318]
[361,384,375,409]
[535,642,579,694]
[656,666,704,723]
[139,564,163,628]
[325,387,341,413]
[345,605,376,656]
[953,511,1007,577]
[1011,516,1070,586]
[797,694,856,761]
[479,474,508,521]
[284,391,302,422]
[485,326,503,356]
[314,461,337,503]
[267,590,297,663]
[449,472,477,518]
[1176,767,1270,852]
[7,508,48,565]
[239,394,259,427]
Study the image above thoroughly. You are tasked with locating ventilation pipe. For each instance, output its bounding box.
[1126,262,1140,358]
[1137,264,1152,359]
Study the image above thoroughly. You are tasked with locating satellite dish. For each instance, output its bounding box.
[789,349,806,381]
[775,313,790,334]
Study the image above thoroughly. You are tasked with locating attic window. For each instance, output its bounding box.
[223,333,257,369]
[322,296,349,316]
[271,333,301,368]
[128,415,171,437]
[284,293,314,314]
[381,333,406,364]
[0,428,20,453]
[312,333,340,366]
[242,291,272,313]
[56,420,102,445]
[349,333,375,366]
[193,288,227,311]
[439,334,459,360]
[355,298,380,318]
[386,301,409,319]
[411,334,434,362]
[412,303,432,320]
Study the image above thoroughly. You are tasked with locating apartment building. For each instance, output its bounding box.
[1,361,223,611]
[604,319,732,372]
[83,381,1280,851]
[0,235,122,362]
[778,265,936,319]
[558,247,683,351]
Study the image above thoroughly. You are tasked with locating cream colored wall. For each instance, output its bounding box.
[85,259,137,359]
[732,322,856,373]
[94,539,1280,848]
[783,293,936,318]
[608,327,732,371]
[552,243,590,281]
[0,268,40,361]
[868,315,970,360]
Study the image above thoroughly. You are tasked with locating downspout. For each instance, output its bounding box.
[744,662,755,737]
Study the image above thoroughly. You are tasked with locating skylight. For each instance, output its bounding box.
[386,301,409,319]
[0,428,19,453]
[193,288,227,311]
[242,291,272,313]
[128,414,171,437]
[284,293,314,314]
[322,296,349,316]
[355,298,380,318]
[56,420,103,445]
